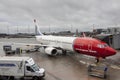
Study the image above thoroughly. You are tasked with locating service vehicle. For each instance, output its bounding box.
[0,56,45,80]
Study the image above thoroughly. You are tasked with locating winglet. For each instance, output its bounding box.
[34,19,43,36]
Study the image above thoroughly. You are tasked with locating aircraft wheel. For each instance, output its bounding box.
[62,50,67,55]
[26,50,30,53]
[33,76,39,80]
[10,76,14,80]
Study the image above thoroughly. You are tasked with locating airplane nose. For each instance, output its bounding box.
[106,48,116,56]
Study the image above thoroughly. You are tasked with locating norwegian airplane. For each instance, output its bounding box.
[34,20,116,62]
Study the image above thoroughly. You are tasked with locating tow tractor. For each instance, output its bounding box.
[3,45,16,55]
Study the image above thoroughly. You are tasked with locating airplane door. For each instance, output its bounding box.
[25,66,35,77]
[88,42,92,51]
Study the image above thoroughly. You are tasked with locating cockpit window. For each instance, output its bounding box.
[104,44,108,47]
[97,44,108,48]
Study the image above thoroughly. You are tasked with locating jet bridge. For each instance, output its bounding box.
[94,34,120,49]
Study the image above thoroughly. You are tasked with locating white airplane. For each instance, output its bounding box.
[34,19,116,62]
[0,19,116,63]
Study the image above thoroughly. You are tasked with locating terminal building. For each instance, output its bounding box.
[107,27,120,34]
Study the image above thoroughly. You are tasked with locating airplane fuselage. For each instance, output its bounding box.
[36,35,116,58]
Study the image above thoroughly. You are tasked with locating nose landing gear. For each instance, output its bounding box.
[95,57,105,63]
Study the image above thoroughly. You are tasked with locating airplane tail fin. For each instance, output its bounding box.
[34,19,43,36]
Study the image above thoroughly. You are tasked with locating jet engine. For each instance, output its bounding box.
[45,47,57,55]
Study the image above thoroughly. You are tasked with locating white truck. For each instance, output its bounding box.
[0,56,45,80]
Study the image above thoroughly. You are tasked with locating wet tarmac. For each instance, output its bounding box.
[0,38,120,80]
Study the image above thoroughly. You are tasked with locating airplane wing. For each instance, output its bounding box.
[0,42,62,50]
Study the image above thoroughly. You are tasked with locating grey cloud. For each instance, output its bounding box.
[0,0,120,33]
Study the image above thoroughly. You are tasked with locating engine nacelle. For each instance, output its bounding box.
[45,47,57,55]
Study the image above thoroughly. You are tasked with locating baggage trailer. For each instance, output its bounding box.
[0,56,45,80]
[88,64,108,79]
[24,45,40,53]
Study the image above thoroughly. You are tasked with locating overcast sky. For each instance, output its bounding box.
[0,0,120,33]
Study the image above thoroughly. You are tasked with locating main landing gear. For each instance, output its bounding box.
[62,50,67,55]
[96,58,100,63]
